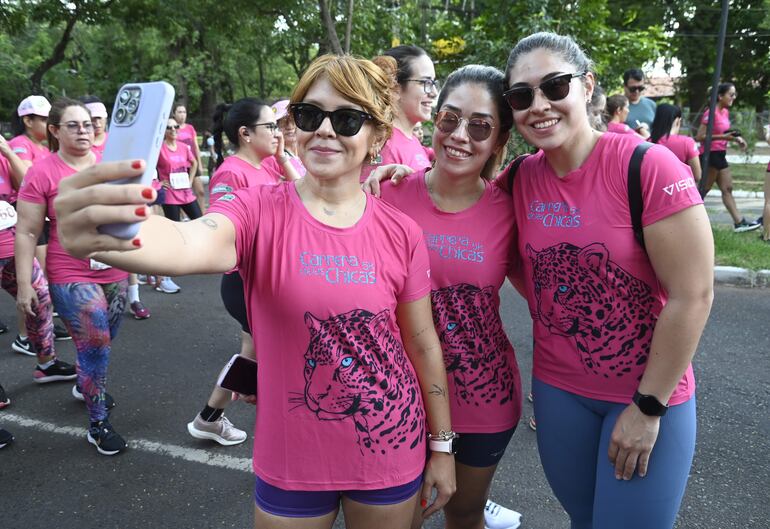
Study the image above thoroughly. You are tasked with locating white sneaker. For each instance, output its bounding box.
[187,414,247,446]
[156,277,180,294]
[484,500,522,529]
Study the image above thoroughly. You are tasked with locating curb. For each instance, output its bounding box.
[708,189,764,199]
[714,266,770,288]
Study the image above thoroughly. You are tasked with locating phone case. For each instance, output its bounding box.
[216,354,258,396]
[98,81,175,239]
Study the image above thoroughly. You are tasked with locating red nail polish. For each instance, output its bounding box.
[420,499,427,508]
[131,160,142,169]
[141,188,154,200]
[135,207,146,217]
[132,238,141,247]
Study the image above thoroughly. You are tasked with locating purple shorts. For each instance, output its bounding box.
[254,475,422,518]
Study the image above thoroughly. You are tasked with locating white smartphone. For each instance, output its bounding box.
[98,81,175,239]
[217,354,258,396]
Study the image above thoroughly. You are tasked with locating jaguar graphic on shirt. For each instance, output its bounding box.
[294,309,424,455]
[526,242,657,378]
[431,283,515,407]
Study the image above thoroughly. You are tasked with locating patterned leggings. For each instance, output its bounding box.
[0,256,55,362]
[50,281,127,423]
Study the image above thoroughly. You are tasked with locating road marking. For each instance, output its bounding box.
[2,413,252,473]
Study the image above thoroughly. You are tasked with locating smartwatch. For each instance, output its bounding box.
[428,430,459,454]
[633,391,668,417]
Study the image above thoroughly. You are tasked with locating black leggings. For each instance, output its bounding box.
[220,272,250,334]
[161,201,202,222]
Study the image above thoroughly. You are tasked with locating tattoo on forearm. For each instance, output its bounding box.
[428,384,447,399]
[411,326,429,339]
[202,218,218,230]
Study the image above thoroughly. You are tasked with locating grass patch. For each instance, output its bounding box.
[730,163,767,193]
[712,225,770,270]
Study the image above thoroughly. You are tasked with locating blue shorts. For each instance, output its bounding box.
[150,186,166,206]
[455,427,516,468]
[254,475,422,518]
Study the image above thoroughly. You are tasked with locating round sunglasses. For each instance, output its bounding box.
[289,103,373,137]
[435,110,495,141]
[503,71,586,111]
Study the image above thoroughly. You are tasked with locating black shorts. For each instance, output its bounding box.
[37,219,50,246]
[703,150,728,171]
[454,426,517,468]
[220,272,249,334]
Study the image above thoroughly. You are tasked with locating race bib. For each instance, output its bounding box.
[170,171,191,189]
[89,259,112,271]
[0,201,17,231]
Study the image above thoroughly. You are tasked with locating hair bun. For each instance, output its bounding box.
[372,55,398,90]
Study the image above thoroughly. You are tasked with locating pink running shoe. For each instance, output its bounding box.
[129,300,151,320]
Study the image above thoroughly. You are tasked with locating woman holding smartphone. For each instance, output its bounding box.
[55,54,455,529]
[15,98,129,456]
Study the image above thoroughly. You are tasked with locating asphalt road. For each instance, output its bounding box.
[0,278,767,529]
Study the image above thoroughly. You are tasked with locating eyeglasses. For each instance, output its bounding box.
[404,78,441,94]
[503,72,586,111]
[58,121,93,133]
[626,85,645,93]
[252,122,280,133]
[290,103,373,137]
[435,110,495,141]
[166,125,180,130]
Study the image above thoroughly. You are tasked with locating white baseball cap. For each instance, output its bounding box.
[85,102,108,119]
[17,95,51,117]
[273,100,290,121]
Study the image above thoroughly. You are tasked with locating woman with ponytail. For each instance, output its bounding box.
[650,103,701,183]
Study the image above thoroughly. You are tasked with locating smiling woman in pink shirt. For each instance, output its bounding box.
[53,54,456,529]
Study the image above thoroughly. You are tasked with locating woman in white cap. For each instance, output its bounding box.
[9,95,52,174]
[79,95,109,156]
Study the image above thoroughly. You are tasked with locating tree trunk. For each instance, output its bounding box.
[344,0,354,54]
[319,0,343,55]
[30,15,78,94]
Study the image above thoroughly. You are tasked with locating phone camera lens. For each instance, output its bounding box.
[119,90,131,104]
[115,108,127,123]
[126,98,139,113]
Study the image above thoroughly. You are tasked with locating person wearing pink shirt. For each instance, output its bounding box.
[695,82,759,232]
[604,94,645,138]
[54,54,456,529]
[360,46,438,181]
[500,32,713,529]
[15,98,129,456]
[367,65,524,529]
[8,95,51,176]
[173,104,206,212]
[270,98,306,179]
[650,103,701,183]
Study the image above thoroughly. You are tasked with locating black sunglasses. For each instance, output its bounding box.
[166,124,180,130]
[627,85,645,93]
[435,110,495,141]
[503,72,586,111]
[290,103,373,137]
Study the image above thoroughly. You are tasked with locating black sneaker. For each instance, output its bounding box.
[0,383,9,409]
[33,359,77,384]
[11,335,35,356]
[72,385,116,410]
[0,428,13,448]
[0,318,8,335]
[734,218,761,233]
[54,323,71,341]
[87,420,127,455]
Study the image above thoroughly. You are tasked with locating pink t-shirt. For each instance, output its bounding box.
[699,108,730,152]
[91,132,108,156]
[380,171,522,433]
[176,123,198,154]
[156,142,196,205]
[503,133,701,406]
[8,135,50,164]
[208,183,431,490]
[0,156,15,259]
[656,134,699,164]
[262,153,306,180]
[607,122,639,136]
[18,154,128,284]
[360,127,432,182]
[208,156,281,203]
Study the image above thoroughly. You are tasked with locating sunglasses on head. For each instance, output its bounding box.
[627,85,645,93]
[503,71,586,111]
[435,110,495,141]
[290,103,373,137]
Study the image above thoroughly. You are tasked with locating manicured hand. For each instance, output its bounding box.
[54,160,155,257]
[607,404,660,480]
[419,452,456,518]
[361,164,414,196]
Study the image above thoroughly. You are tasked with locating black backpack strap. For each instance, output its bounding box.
[503,154,530,194]
[627,142,654,250]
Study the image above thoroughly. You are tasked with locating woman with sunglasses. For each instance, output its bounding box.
[695,82,759,233]
[186,97,284,448]
[15,98,129,456]
[369,64,524,529]
[499,32,713,529]
[650,103,701,183]
[53,54,455,529]
[360,46,438,181]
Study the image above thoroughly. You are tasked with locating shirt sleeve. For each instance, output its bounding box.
[685,137,699,160]
[209,169,241,202]
[17,165,49,204]
[640,144,703,227]
[397,221,431,304]
[207,187,261,272]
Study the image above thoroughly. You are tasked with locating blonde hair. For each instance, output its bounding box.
[291,54,393,149]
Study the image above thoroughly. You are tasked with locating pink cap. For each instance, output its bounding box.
[17,95,51,117]
[85,102,108,118]
[272,100,290,121]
